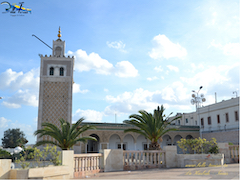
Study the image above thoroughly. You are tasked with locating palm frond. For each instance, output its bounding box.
[124,105,179,146]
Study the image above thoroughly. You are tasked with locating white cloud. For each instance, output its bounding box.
[68,49,114,75]
[2,102,21,108]
[73,109,103,123]
[0,68,39,91]
[167,65,179,72]
[147,76,158,81]
[149,34,187,60]
[154,66,163,72]
[107,41,127,53]
[105,88,161,115]
[2,89,38,108]
[223,43,240,56]
[73,83,88,94]
[0,117,10,128]
[68,50,138,78]
[115,61,138,78]
[180,63,239,99]
[210,40,240,57]
[0,68,39,108]
[181,66,229,90]
[104,81,196,116]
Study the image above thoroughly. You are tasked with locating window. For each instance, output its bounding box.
[226,113,229,123]
[60,67,64,76]
[178,120,180,125]
[118,144,126,150]
[143,144,148,150]
[201,118,204,126]
[217,115,220,124]
[117,144,121,149]
[195,121,197,125]
[208,116,211,125]
[49,67,54,76]
[123,144,126,150]
[186,118,188,123]
[235,111,239,121]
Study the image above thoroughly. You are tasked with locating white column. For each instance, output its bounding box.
[134,143,136,150]
[121,143,123,149]
[107,143,109,149]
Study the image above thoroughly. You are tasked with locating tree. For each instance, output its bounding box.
[34,118,97,150]
[123,105,181,150]
[1,128,28,148]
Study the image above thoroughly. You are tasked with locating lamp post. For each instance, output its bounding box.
[191,86,206,139]
[233,91,238,98]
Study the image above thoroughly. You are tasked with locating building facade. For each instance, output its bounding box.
[37,28,74,142]
[171,97,239,144]
[73,123,199,154]
[199,97,239,144]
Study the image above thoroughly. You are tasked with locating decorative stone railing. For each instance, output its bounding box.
[123,150,166,170]
[73,153,102,178]
[229,145,239,163]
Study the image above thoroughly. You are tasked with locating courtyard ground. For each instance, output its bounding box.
[76,163,239,180]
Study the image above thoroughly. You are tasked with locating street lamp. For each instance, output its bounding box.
[0,97,2,100]
[191,86,206,139]
[233,91,238,98]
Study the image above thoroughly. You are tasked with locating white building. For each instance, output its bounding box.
[171,97,239,144]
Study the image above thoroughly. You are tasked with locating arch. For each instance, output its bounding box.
[161,134,172,148]
[136,135,147,150]
[49,67,54,76]
[87,134,100,153]
[55,46,62,56]
[109,134,121,149]
[123,134,135,150]
[173,135,183,154]
[60,67,64,76]
[186,135,194,139]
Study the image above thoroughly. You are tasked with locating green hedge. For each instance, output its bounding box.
[0,149,12,159]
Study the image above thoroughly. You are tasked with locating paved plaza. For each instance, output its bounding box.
[79,164,239,180]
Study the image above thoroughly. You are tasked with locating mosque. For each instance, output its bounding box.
[37,28,238,154]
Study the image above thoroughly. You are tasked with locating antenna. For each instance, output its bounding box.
[32,34,52,50]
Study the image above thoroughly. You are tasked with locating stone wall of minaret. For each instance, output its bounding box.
[37,32,74,142]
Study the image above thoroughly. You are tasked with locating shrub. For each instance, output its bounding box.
[0,149,12,159]
[15,145,61,169]
[177,137,219,154]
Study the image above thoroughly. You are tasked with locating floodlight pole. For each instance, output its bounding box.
[192,86,204,153]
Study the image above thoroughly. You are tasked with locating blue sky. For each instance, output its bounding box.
[0,0,239,145]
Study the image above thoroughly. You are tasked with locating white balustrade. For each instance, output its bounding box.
[229,145,239,159]
[74,153,102,173]
[123,150,165,170]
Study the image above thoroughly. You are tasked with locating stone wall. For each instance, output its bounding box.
[0,159,11,179]
[177,154,224,168]
[202,129,239,144]
[101,149,123,172]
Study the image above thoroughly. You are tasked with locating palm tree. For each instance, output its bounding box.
[34,118,97,150]
[123,105,181,150]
